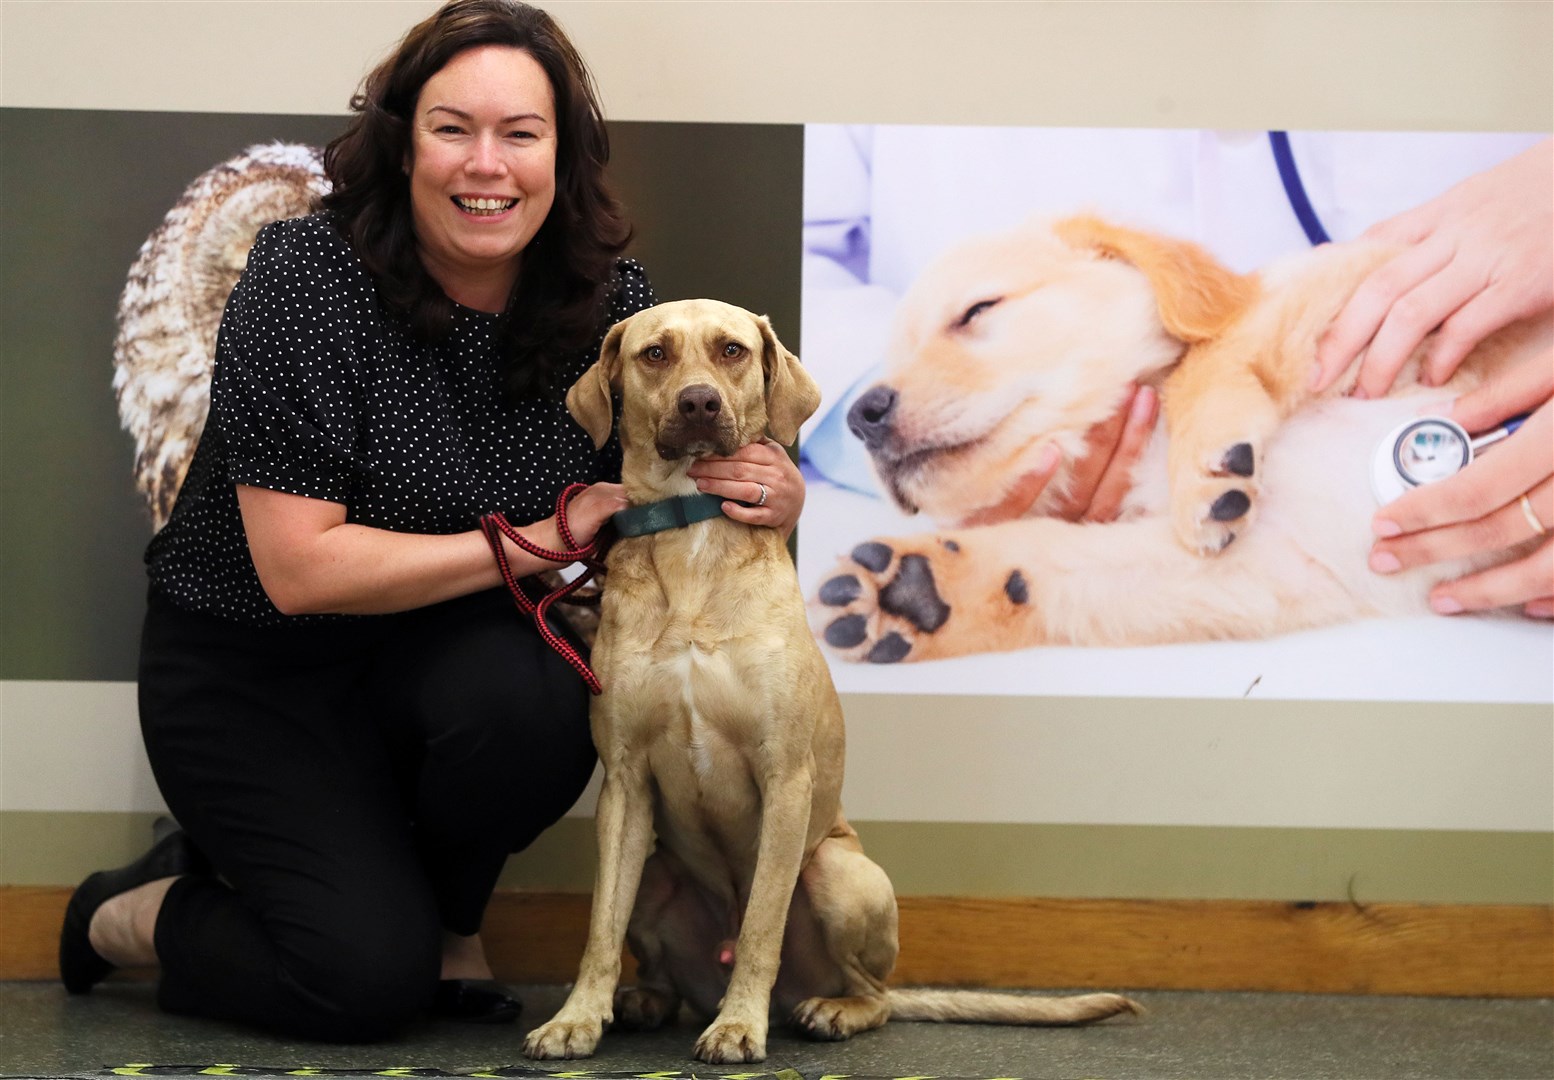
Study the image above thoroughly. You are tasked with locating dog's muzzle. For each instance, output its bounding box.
[656,383,734,460]
[847,384,899,453]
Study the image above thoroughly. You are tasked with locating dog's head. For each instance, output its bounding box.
[848,214,1255,525]
[568,299,820,464]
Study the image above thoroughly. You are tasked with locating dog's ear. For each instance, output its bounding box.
[756,315,821,446]
[1054,215,1256,343]
[566,319,627,449]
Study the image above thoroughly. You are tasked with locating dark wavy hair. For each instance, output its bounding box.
[321,0,631,399]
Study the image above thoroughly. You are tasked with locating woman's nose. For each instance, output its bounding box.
[467,133,505,175]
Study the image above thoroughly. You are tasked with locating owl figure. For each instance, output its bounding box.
[113,142,329,530]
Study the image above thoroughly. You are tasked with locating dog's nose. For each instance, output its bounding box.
[677,384,722,422]
[847,385,898,449]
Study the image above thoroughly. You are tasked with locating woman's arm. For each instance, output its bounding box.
[239,481,627,616]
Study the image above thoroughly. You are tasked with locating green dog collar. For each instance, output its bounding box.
[611,493,732,537]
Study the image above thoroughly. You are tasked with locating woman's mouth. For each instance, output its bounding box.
[454,196,517,216]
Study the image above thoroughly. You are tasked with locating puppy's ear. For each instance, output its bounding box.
[1054,215,1256,343]
[566,320,626,449]
[756,315,820,446]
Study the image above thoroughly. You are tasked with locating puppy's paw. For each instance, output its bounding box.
[810,538,956,664]
[614,985,677,1031]
[522,1015,605,1060]
[693,1017,767,1063]
[1171,439,1260,556]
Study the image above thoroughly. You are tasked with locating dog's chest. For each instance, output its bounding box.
[629,633,782,865]
[598,530,808,833]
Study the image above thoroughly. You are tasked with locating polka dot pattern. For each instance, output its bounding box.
[146,212,655,625]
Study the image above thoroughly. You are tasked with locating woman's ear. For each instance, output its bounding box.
[1054,214,1258,343]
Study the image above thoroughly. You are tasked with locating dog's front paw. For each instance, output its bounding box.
[1172,439,1261,556]
[693,1017,767,1063]
[522,1015,606,1060]
[810,539,956,664]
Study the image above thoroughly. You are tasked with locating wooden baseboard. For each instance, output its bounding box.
[5,886,1549,997]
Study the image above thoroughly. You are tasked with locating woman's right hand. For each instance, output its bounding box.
[554,482,627,549]
[238,481,628,617]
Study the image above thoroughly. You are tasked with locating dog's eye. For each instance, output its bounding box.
[722,342,747,360]
[954,298,1002,329]
[642,345,665,363]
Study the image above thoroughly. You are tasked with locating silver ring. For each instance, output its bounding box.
[755,483,768,507]
[1519,493,1548,537]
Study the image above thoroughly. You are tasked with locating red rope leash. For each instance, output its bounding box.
[480,483,606,695]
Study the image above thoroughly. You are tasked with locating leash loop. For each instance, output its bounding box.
[480,483,605,695]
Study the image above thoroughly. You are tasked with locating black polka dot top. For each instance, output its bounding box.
[145,212,655,626]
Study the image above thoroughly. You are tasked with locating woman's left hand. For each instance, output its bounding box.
[687,438,806,538]
[1369,386,1553,619]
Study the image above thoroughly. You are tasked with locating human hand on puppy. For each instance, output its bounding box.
[965,383,1159,526]
[1369,360,1553,618]
[1313,139,1554,399]
[687,438,805,538]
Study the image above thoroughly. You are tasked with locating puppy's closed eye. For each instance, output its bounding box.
[953,297,1002,330]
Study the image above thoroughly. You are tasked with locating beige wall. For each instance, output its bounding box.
[2,0,1551,901]
[5,1,1551,131]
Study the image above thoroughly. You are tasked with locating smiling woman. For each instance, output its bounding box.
[58,0,806,1047]
[408,45,558,312]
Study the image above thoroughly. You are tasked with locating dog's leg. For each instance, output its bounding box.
[692,771,813,1064]
[786,833,898,1041]
[1161,341,1302,556]
[615,852,689,1031]
[523,757,655,1060]
[812,516,1357,656]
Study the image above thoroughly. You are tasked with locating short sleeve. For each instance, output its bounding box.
[210,218,377,503]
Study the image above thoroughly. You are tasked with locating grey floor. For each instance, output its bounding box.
[0,982,1550,1080]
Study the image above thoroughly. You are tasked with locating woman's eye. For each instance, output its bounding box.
[955,298,1002,328]
[723,343,746,359]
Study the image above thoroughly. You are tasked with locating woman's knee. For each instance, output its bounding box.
[282,931,440,1042]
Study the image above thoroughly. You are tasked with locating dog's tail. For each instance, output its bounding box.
[885,988,1142,1026]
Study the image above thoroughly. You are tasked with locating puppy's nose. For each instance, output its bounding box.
[847,385,898,449]
[677,383,722,422]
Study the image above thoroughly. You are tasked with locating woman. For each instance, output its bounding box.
[58,0,804,1041]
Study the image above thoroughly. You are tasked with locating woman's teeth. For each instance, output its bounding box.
[455,197,517,215]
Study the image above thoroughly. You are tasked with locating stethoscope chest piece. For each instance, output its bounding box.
[1371,416,1473,505]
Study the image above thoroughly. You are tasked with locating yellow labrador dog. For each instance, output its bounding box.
[522,299,1138,1064]
[813,216,1549,661]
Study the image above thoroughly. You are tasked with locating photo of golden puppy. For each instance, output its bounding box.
[808,213,1546,659]
[795,125,1552,702]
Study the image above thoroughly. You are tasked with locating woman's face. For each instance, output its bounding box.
[408,44,558,311]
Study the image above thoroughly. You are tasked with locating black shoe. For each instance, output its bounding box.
[431,979,523,1024]
[59,825,209,994]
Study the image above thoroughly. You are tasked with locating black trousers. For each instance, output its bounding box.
[137,587,597,1041]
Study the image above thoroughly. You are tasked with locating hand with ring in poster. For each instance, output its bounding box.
[687,438,806,538]
[1368,356,1553,619]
